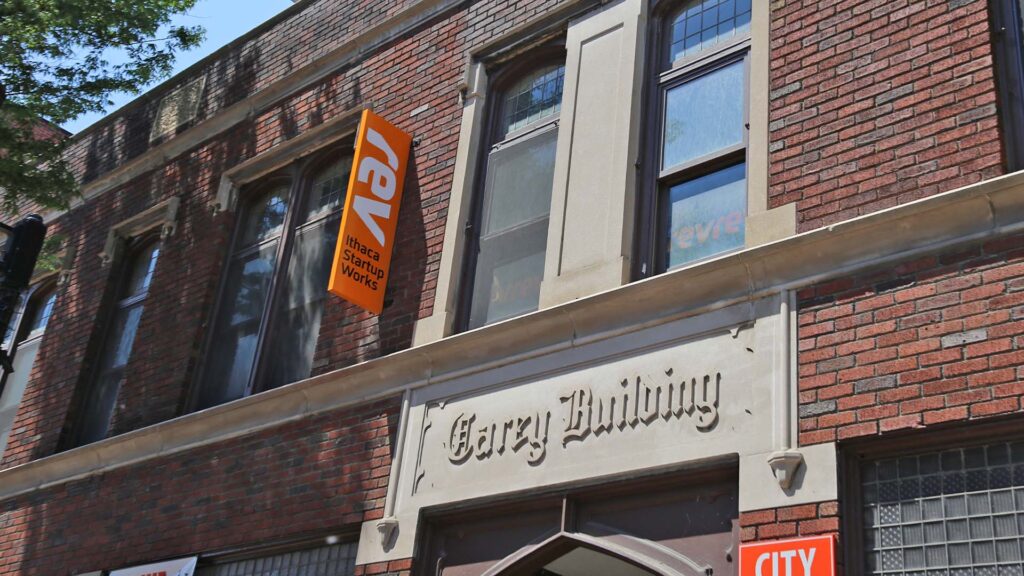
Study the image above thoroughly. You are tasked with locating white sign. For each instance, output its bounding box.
[110,557,197,576]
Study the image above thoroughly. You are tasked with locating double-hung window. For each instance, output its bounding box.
[74,240,160,445]
[459,55,565,331]
[642,0,750,274]
[195,151,351,410]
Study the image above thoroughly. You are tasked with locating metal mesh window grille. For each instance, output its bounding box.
[862,441,1024,576]
[195,542,357,576]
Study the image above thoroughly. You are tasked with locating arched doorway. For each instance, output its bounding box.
[483,530,716,576]
[420,468,738,576]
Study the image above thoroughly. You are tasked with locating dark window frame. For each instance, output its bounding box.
[840,415,1024,576]
[0,281,57,400]
[3,281,56,351]
[195,528,360,569]
[455,43,567,333]
[67,235,161,447]
[992,0,1024,171]
[635,0,752,279]
[188,146,353,412]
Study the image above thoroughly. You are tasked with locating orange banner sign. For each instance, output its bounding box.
[328,109,413,314]
[739,535,835,576]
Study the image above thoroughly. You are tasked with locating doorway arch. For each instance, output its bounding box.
[482,529,714,576]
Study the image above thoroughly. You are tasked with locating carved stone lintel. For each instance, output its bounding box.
[99,196,180,266]
[767,450,804,490]
[377,516,399,546]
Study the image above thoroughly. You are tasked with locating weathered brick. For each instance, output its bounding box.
[800,400,839,417]
[940,328,988,348]
[854,375,897,393]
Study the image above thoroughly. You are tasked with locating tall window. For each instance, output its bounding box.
[74,241,160,445]
[460,56,565,331]
[0,285,56,457]
[195,152,351,409]
[641,0,750,275]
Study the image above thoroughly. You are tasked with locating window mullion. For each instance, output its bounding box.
[660,36,750,84]
[247,174,305,397]
[658,142,747,182]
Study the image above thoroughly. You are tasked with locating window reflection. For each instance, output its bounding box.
[665,163,746,268]
[76,242,160,445]
[198,151,351,409]
[662,60,745,170]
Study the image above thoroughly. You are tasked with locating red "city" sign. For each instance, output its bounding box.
[739,535,836,576]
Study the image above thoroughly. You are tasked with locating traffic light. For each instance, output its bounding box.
[1,214,47,290]
[0,214,47,374]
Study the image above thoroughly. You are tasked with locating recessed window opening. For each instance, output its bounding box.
[195,151,352,410]
[459,54,566,331]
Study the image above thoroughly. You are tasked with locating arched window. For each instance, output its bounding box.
[74,240,160,445]
[460,56,566,331]
[639,0,750,274]
[0,283,57,457]
[196,151,351,409]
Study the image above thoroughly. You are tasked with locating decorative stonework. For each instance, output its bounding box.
[149,77,206,143]
[99,197,180,266]
[444,369,723,469]
[401,300,774,512]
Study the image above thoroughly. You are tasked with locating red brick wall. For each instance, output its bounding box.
[356,559,413,576]
[0,397,398,576]
[797,232,1024,445]
[769,0,1005,232]
[2,0,580,468]
[739,501,840,542]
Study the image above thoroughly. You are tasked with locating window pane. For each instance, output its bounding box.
[239,186,289,247]
[483,249,545,327]
[665,162,746,268]
[502,64,565,136]
[124,244,160,297]
[469,220,548,330]
[107,306,144,370]
[263,216,338,390]
[304,156,352,222]
[77,368,124,445]
[862,443,1024,576]
[663,60,745,170]
[77,303,144,445]
[198,242,278,408]
[482,127,558,236]
[29,291,55,333]
[669,0,751,62]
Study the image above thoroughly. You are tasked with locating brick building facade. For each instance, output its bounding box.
[0,0,1023,574]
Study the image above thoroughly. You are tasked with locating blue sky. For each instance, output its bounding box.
[62,0,294,134]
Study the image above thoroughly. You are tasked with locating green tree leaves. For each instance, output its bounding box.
[0,0,203,211]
